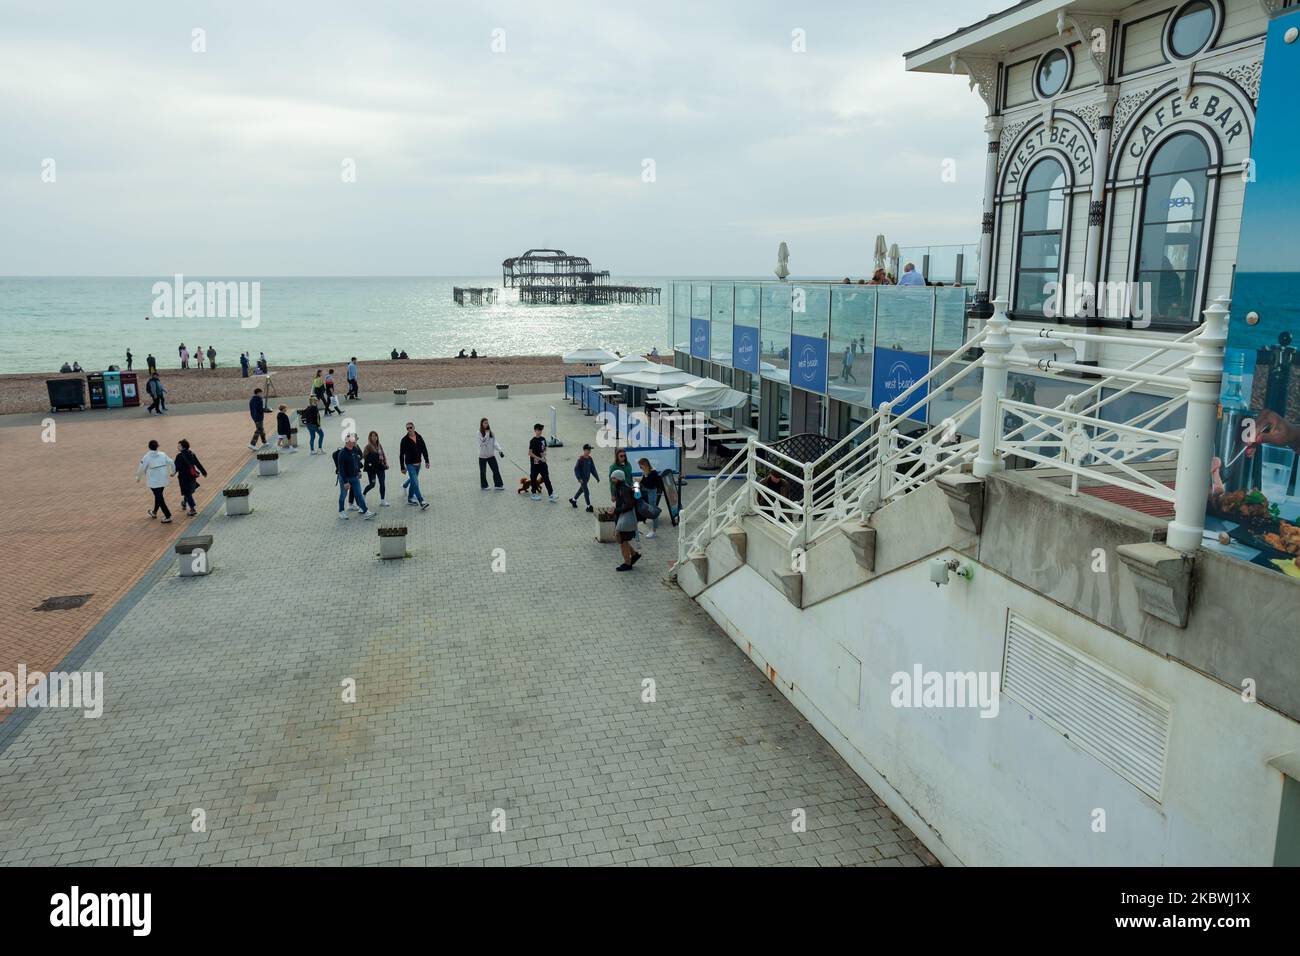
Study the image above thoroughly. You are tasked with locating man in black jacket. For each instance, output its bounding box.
[398,422,430,510]
[333,434,375,520]
[248,388,268,450]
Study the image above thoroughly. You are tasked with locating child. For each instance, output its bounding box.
[328,391,343,416]
[528,423,556,502]
[569,443,600,511]
[276,404,295,452]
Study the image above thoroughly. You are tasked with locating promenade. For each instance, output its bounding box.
[0,387,934,866]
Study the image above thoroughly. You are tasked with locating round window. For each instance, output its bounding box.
[1169,1,1216,59]
[1036,49,1069,98]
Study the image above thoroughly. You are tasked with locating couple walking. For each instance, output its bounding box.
[135,438,208,522]
[334,423,430,518]
[473,417,554,502]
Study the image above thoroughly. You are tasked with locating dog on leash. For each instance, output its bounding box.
[516,476,544,495]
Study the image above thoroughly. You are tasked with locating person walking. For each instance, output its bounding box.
[207,345,217,369]
[610,472,642,571]
[609,448,633,490]
[569,443,599,511]
[311,369,329,414]
[194,346,205,369]
[180,344,190,369]
[248,387,268,449]
[125,348,133,371]
[333,434,376,520]
[399,422,431,510]
[324,369,336,406]
[257,352,268,374]
[145,372,166,415]
[275,404,295,453]
[299,396,325,453]
[146,352,157,375]
[136,439,176,523]
[362,430,391,506]
[636,457,664,539]
[477,418,505,490]
[174,438,208,517]
[346,357,359,400]
[240,352,250,378]
[528,423,556,501]
[841,345,856,383]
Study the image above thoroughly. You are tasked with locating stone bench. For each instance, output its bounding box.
[256,450,279,476]
[378,524,408,560]
[222,483,251,516]
[393,388,408,405]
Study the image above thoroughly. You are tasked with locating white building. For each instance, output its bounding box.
[906,0,1278,352]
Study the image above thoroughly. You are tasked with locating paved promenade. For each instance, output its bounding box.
[0,389,934,866]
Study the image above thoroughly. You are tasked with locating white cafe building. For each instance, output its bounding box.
[905,0,1281,354]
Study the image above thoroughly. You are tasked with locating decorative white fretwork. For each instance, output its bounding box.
[1219,59,1263,105]
[1113,87,1158,141]
[998,119,1030,168]
[1057,10,1112,85]
[1073,102,1101,135]
[950,54,1000,113]
[1259,0,1285,17]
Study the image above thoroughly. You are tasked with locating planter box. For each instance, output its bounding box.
[175,535,213,577]
[595,508,617,543]
[496,383,509,400]
[393,389,408,405]
[257,451,279,476]
[222,484,251,516]
[378,524,408,560]
[289,427,299,448]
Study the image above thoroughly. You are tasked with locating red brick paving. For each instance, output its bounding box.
[0,410,253,719]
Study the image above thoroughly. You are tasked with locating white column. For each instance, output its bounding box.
[1167,297,1230,552]
[1080,89,1118,327]
[973,297,1013,478]
[973,116,1003,318]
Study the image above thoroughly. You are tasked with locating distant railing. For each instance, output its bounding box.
[677,296,1229,570]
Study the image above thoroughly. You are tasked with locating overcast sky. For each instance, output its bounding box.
[0,0,994,276]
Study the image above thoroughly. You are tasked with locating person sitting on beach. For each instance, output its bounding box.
[73,361,83,372]
[60,362,73,373]
[391,348,399,360]
[470,349,478,358]
[399,350,409,360]
[457,349,467,359]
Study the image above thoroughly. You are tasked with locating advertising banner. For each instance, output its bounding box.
[1204,10,1300,577]
[732,324,759,374]
[789,333,828,394]
[690,318,710,360]
[871,350,930,421]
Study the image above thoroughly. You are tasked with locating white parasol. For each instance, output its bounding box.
[657,378,748,410]
[874,234,888,271]
[610,364,699,389]
[563,347,620,364]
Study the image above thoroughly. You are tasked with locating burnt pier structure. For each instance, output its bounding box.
[501,248,660,305]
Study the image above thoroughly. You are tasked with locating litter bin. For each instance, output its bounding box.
[46,378,86,412]
[120,371,140,407]
[103,370,123,408]
[87,372,107,409]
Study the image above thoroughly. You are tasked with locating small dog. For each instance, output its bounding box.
[516,476,543,495]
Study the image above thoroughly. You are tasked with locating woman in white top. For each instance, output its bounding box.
[477,417,505,490]
[136,439,177,522]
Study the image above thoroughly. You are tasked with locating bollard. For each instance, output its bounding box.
[378,524,408,559]
[222,484,251,516]
[257,450,279,476]
[175,535,213,577]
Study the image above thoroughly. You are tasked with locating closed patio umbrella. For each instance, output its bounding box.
[611,364,699,389]
[657,378,748,410]
[874,234,887,271]
[599,354,654,377]
[888,243,900,281]
[563,347,619,364]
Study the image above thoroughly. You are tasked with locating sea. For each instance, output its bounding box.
[0,276,672,374]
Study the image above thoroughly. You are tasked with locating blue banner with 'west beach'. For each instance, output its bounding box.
[789,334,828,394]
[732,325,759,374]
[872,350,930,420]
[690,318,711,360]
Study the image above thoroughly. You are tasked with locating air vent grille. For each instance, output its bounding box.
[1003,613,1171,801]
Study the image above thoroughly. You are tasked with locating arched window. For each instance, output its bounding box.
[1137,133,1211,325]
[1014,158,1067,315]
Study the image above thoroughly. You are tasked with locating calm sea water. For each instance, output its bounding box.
[0,276,671,374]
[1229,272,1300,352]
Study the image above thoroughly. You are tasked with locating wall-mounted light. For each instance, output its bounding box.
[930,557,973,588]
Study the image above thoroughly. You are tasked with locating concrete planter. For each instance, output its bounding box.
[175,535,213,577]
[496,383,509,400]
[393,389,407,405]
[257,451,279,476]
[596,507,617,543]
[223,484,251,516]
[378,524,408,559]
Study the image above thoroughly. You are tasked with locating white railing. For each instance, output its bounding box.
[673,296,1228,572]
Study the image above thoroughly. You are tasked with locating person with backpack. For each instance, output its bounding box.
[527,423,557,502]
[399,422,431,510]
[275,404,295,452]
[477,417,505,490]
[299,396,325,454]
[174,438,208,517]
[569,444,599,511]
[135,439,176,523]
[333,434,376,520]
[248,387,268,449]
[145,372,166,415]
[362,431,391,506]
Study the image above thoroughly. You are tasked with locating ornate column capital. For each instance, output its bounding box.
[1057,10,1113,85]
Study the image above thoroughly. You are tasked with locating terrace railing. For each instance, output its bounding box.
[677,296,1229,569]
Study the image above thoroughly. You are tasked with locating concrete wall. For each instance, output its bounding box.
[697,553,1300,865]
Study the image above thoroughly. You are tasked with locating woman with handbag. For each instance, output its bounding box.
[635,458,664,539]
[174,438,207,517]
[610,471,642,572]
[362,430,391,506]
